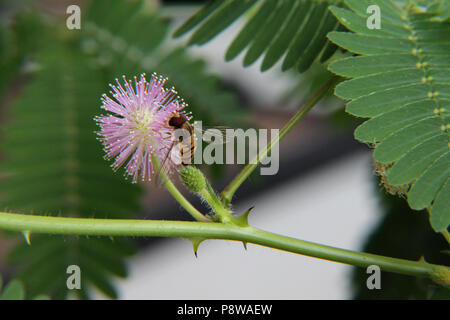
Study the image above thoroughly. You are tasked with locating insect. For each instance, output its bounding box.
[166,112,196,167]
[155,111,230,185]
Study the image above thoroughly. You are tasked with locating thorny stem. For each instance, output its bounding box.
[1,73,445,289]
[0,211,448,286]
[199,180,233,223]
[220,76,338,207]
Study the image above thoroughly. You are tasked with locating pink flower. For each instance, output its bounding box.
[95,73,186,183]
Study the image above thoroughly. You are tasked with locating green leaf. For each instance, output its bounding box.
[1,44,141,299]
[226,0,278,61]
[329,5,410,38]
[249,0,292,67]
[408,153,450,210]
[429,179,450,232]
[173,0,225,38]
[335,69,424,100]
[0,10,45,98]
[0,279,25,300]
[386,135,448,185]
[175,0,344,73]
[297,9,338,72]
[328,54,419,78]
[243,0,296,67]
[282,1,329,71]
[354,100,437,142]
[188,0,257,46]
[328,0,450,232]
[373,118,445,163]
[346,85,430,118]
[328,32,415,55]
[0,275,68,300]
[439,1,450,21]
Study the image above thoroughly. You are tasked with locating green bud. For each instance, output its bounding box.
[431,266,450,286]
[179,166,206,193]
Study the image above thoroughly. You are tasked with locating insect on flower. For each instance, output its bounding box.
[159,111,230,178]
[95,73,230,184]
[94,73,188,183]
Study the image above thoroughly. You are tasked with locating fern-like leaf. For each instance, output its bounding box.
[0,11,44,97]
[173,0,343,73]
[328,0,450,232]
[0,44,141,299]
[415,0,450,21]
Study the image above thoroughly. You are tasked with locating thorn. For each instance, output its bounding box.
[189,237,205,258]
[22,231,31,246]
[234,206,255,227]
[242,241,247,251]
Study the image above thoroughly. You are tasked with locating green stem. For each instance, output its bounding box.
[0,211,448,284]
[151,154,209,222]
[220,76,338,206]
[165,178,210,222]
[200,180,233,223]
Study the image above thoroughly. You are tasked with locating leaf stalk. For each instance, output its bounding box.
[220,76,338,206]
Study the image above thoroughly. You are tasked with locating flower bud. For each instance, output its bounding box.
[179,166,206,193]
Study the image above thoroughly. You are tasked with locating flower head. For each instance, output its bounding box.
[95,73,187,183]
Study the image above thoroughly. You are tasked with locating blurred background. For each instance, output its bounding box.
[0,0,448,299]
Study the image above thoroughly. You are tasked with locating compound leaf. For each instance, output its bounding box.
[174,0,344,73]
[328,0,450,232]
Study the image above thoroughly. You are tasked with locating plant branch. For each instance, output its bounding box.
[0,211,448,285]
[199,180,233,223]
[151,154,209,222]
[220,76,338,206]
